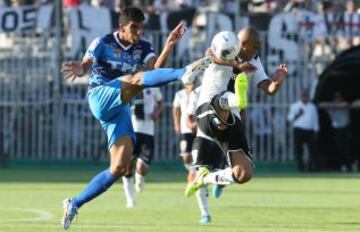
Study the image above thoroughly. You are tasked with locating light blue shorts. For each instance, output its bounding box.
[87,79,136,149]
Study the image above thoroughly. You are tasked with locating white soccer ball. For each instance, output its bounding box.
[210,31,240,61]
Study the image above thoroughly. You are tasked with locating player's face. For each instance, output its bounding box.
[238,42,259,61]
[121,21,144,44]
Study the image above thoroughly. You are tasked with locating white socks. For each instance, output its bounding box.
[135,172,145,193]
[196,186,210,216]
[203,167,234,185]
[122,176,135,208]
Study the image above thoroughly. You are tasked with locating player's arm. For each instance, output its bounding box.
[151,88,164,121]
[151,99,164,121]
[140,22,186,70]
[258,63,288,96]
[185,89,198,134]
[172,106,181,135]
[63,37,102,81]
[62,57,92,81]
[154,21,186,68]
[186,114,197,135]
[205,48,257,73]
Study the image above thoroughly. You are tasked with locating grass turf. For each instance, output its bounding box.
[0,166,360,232]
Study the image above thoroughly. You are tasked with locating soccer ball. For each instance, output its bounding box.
[211,31,240,61]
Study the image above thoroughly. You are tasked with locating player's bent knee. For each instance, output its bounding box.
[136,165,148,176]
[109,163,127,177]
[182,153,193,164]
[232,165,253,184]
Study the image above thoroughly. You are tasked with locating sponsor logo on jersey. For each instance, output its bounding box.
[114,48,121,57]
[133,49,142,60]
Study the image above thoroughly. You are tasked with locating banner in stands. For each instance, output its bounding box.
[1,4,359,64]
[0,6,37,33]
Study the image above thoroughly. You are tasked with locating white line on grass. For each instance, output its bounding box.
[0,207,54,223]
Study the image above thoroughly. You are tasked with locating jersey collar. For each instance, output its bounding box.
[113,31,133,50]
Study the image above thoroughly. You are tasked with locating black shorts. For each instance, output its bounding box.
[179,133,195,155]
[192,136,227,170]
[195,99,252,162]
[133,132,154,166]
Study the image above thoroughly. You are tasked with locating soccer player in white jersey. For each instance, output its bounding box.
[173,84,196,182]
[122,87,163,208]
[186,86,229,224]
[185,27,288,207]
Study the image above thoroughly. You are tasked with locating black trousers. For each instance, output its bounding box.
[333,126,352,169]
[294,128,318,171]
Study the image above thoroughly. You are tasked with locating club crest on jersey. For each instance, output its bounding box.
[133,50,142,60]
[113,48,121,57]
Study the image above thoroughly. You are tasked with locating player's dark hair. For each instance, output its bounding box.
[119,7,145,25]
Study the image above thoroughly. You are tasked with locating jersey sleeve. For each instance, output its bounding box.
[247,57,269,87]
[173,91,181,107]
[141,41,156,64]
[84,37,104,64]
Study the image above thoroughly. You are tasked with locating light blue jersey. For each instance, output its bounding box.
[86,32,156,148]
[85,32,156,85]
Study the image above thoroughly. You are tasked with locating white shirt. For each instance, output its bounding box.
[186,87,201,116]
[287,101,319,131]
[197,56,269,107]
[132,88,163,136]
[326,108,350,129]
[173,89,192,134]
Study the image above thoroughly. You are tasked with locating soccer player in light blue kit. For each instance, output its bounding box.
[61,7,211,230]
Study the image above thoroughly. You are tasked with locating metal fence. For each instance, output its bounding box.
[0,5,337,163]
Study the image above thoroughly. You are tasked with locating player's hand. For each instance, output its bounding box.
[174,125,181,135]
[62,61,84,81]
[234,61,257,73]
[165,21,186,48]
[272,63,288,85]
[151,111,160,121]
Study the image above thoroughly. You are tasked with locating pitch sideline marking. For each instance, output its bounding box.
[0,207,54,223]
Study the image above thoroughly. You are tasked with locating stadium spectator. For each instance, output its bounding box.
[319,92,353,172]
[0,0,11,6]
[173,84,196,183]
[113,0,130,13]
[287,88,319,172]
[248,0,279,13]
[122,87,163,208]
[340,0,360,48]
[64,0,80,8]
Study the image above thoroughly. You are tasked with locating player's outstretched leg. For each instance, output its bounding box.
[61,169,117,230]
[61,136,133,230]
[61,198,78,230]
[234,72,248,109]
[141,57,212,88]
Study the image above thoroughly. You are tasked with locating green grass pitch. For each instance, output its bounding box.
[0,165,360,232]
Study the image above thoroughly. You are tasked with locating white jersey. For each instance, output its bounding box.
[173,89,192,134]
[187,87,201,116]
[197,56,269,107]
[132,88,163,136]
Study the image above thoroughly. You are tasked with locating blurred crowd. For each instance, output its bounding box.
[0,0,360,56]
